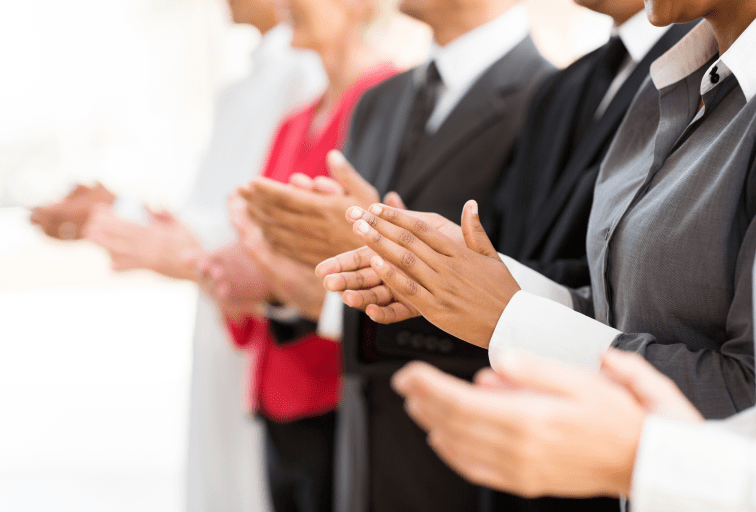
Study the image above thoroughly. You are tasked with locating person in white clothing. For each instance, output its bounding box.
[30,1,326,510]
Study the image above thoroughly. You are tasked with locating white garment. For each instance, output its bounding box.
[487,18,756,375]
[425,4,529,132]
[631,409,756,512]
[183,25,325,512]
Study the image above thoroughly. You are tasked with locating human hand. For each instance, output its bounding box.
[314,209,464,321]
[392,354,646,499]
[193,242,273,318]
[238,150,379,267]
[334,200,518,347]
[241,224,327,321]
[84,205,199,280]
[600,349,703,422]
[30,182,116,239]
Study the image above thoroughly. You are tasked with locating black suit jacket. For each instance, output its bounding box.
[342,37,554,378]
[485,23,696,288]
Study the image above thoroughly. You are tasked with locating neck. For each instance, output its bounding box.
[432,1,516,47]
[318,32,382,114]
[705,3,756,54]
[612,7,642,28]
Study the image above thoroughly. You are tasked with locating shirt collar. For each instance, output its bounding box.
[650,18,756,102]
[254,24,294,65]
[425,4,529,92]
[614,10,669,64]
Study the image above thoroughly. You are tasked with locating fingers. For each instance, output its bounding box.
[354,220,439,304]
[494,349,604,398]
[327,150,376,200]
[348,206,447,280]
[383,191,407,210]
[316,245,376,280]
[323,266,383,292]
[474,368,514,390]
[461,200,498,259]
[246,176,322,215]
[342,284,394,309]
[350,204,458,257]
[364,300,420,323]
[600,350,703,421]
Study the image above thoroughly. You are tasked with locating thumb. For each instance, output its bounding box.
[461,200,498,259]
[327,150,377,202]
[383,191,406,210]
[600,350,703,421]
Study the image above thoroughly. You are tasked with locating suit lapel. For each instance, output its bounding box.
[372,76,416,196]
[393,37,540,202]
[522,23,695,256]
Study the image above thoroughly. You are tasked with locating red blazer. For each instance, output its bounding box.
[229,64,398,422]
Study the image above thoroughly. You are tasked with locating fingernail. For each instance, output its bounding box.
[357,220,370,234]
[370,204,383,215]
[373,256,384,267]
[328,150,346,165]
[350,207,363,220]
[468,200,478,216]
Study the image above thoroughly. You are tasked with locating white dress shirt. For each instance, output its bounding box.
[424,4,529,132]
[488,18,756,373]
[317,6,531,340]
[177,25,325,512]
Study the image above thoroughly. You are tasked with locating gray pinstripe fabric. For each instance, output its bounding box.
[574,61,756,419]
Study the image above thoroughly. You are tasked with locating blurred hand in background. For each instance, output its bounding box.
[84,205,200,281]
[30,182,116,240]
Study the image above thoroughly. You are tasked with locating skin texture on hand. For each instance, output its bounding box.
[241,223,327,321]
[84,205,200,280]
[329,201,520,348]
[30,182,116,240]
[314,207,465,320]
[194,242,273,308]
[391,354,647,499]
[238,150,380,268]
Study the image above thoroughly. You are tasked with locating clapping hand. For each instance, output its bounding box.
[318,201,520,348]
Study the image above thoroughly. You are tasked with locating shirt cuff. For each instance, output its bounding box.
[632,415,756,512]
[498,253,573,308]
[317,291,344,341]
[488,291,620,372]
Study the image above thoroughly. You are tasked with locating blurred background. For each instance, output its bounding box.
[0,0,610,510]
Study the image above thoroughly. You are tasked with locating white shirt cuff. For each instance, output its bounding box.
[632,415,756,512]
[317,291,343,341]
[498,253,573,307]
[488,291,620,372]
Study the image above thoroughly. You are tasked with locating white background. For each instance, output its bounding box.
[0,0,610,510]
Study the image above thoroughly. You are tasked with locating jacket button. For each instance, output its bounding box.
[397,331,410,346]
[439,339,453,354]
[411,334,424,349]
[425,335,439,352]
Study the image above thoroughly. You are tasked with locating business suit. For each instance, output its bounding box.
[486,23,695,289]
[479,23,696,512]
[340,36,553,512]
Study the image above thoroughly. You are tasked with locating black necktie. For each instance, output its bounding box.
[572,36,628,145]
[383,61,444,194]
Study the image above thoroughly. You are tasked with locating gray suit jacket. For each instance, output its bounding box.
[574,60,756,419]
